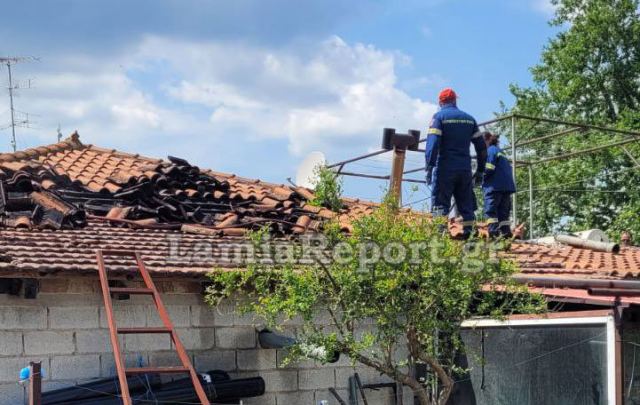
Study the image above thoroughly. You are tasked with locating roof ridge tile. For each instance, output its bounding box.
[0,131,84,163]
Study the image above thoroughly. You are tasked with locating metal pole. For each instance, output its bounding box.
[528,165,534,239]
[28,361,42,405]
[511,116,517,227]
[389,147,406,204]
[7,62,16,152]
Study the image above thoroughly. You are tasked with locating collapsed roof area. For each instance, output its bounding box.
[0,133,374,235]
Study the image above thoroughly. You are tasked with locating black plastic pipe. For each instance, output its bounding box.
[42,374,161,404]
[52,375,265,405]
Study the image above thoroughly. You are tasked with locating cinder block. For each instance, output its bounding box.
[38,294,103,307]
[99,305,147,328]
[0,331,23,356]
[156,281,201,294]
[335,366,392,389]
[234,310,256,326]
[245,393,276,405]
[76,330,122,353]
[39,279,70,293]
[321,388,350,405]
[125,333,171,352]
[237,349,277,370]
[0,357,45,382]
[298,368,335,390]
[100,353,147,377]
[215,327,256,349]
[49,306,99,329]
[276,390,314,404]
[159,293,203,305]
[51,354,101,380]
[39,279,99,294]
[148,351,183,367]
[0,383,24,405]
[0,306,46,330]
[191,304,216,327]
[193,350,236,372]
[211,299,235,326]
[362,385,397,405]
[147,305,190,327]
[174,328,215,350]
[276,349,316,369]
[260,370,298,392]
[24,331,74,355]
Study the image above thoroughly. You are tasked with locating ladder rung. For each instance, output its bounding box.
[117,327,171,334]
[126,366,190,374]
[100,249,137,257]
[110,287,154,295]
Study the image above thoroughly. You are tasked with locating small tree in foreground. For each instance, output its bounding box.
[206,200,545,405]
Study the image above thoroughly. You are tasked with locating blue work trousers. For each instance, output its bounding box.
[431,169,475,235]
[484,190,513,238]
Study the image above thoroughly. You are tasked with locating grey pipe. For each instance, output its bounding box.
[513,275,640,290]
[555,234,620,253]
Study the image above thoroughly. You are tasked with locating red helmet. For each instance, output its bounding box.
[438,88,457,104]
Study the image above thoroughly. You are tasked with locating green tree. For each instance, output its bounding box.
[206,201,545,405]
[508,0,640,238]
[311,165,344,212]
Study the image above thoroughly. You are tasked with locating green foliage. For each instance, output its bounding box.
[508,0,640,237]
[206,202,545,405]
[310,165,343,212]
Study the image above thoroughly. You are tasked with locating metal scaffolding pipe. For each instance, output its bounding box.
[513,114,640,138]
[514,126,586,148]
[327,149,389,169]
[532,137,640,165]
[528,165,534,239]
[338,171,426,184]
[555,234,620,253]
[511,115,517,226]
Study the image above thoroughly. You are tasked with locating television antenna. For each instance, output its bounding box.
[0,56,38,152]
[57,123,62,142]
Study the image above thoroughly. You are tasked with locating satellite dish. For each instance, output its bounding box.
[295,151,326,189]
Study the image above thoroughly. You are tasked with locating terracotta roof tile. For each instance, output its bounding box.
[0,133,377,235]
[3,133,640,305]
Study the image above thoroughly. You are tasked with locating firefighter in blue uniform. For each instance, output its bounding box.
[482,132,516,238]
[425,88,487,239]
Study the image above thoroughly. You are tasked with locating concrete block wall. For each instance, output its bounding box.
[0,278,406,405]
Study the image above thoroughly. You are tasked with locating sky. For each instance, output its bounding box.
[0,0,558,205]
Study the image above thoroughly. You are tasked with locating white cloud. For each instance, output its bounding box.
[9,35,437,185]
[532,0,556,16]
[142,35,437,156]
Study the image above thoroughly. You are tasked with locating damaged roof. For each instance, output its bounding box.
[1,134,639,306]
[0,133,375,234]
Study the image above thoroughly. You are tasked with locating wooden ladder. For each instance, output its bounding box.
[96,249,211,405]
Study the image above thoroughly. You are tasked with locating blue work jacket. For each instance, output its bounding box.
[425,104,486,173]
[482,145,516,193]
